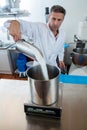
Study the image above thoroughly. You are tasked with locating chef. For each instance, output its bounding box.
[4,5,66,69]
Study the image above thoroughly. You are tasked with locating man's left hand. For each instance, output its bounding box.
[59,61,65,69]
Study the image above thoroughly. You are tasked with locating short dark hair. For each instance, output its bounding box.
[50,5,66,16]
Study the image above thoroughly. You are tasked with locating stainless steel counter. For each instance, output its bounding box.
[69,63,87,76]
[0,79,87,130]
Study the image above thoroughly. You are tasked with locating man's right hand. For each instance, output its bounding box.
[8,20,21,42]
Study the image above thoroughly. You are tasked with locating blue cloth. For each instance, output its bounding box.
[59,74,87,84]
[64,43,69,48]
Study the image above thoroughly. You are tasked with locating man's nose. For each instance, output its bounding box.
[54,20,58,25]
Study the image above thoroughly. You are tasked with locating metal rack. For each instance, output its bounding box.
[0,10,30,18]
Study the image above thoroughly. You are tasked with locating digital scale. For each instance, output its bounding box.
[24,83,63,119]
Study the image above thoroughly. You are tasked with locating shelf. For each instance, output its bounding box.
[0,10,30,18]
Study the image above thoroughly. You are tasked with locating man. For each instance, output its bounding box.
[5,5,66,69]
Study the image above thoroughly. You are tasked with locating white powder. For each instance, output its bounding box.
[39,58,49,80]
[28,43,49,80]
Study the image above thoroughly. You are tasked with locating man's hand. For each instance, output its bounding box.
[59,61,67,74]
[59,61,65,69]
[8,20,21,42]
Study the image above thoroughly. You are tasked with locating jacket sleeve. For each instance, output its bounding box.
[19,20,38,41]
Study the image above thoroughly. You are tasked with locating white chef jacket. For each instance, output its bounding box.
[19,20,66,67]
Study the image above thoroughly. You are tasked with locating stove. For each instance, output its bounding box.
[24,83,63,119]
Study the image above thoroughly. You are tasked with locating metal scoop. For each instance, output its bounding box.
[11,39,43,61]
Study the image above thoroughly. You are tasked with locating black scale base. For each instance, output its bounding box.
[24,103,62,119]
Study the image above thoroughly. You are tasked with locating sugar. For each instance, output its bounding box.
[29,43,49,80]
[39,58,49,80]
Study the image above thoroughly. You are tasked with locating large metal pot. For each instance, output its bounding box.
[27,64,60,106]
[71,48,87,66]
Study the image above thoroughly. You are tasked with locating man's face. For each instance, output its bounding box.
[48,12,64,32]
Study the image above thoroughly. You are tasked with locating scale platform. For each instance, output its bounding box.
[24,103,62,119]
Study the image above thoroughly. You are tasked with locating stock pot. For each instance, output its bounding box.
[27,64,60,106]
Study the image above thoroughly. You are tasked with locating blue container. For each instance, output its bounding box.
[18,53,27,60]
[16,53,27,72]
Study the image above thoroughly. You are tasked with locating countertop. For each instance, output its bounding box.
[0,79,87,130]
[69,63,87,76]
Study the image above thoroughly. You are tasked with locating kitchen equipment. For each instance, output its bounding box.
[0,42,18,74]
[24,64,62,119]
[74,35,86,48]
[9,0,20,8]
[27,64,60,106]
[71,48,87,66]
[45,7,49,23]
[16,53,27,77]
[9,39,40,77]
[12,39,43,61]
[0,0,20,12]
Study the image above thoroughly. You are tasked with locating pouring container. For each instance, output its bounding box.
[71,48,87,66]
[27,64,60,106]
[11,39,43,61]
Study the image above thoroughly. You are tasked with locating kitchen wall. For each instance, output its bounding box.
[0,0,87,43]
[20,0,87,43]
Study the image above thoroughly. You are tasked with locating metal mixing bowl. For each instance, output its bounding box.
[71,48,87,66]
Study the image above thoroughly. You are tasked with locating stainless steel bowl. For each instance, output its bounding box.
[27,64,60,106]
[71,48,87,66]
